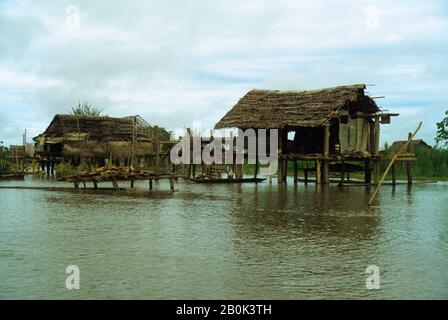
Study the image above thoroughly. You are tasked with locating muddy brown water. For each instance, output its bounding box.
[0,176,447,299]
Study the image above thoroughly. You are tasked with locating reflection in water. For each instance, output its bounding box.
[0,177,447,299]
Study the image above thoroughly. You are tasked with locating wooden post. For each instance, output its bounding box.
[391,163,396,185]
[369,120,375,155]
[154,125,160,170]
[323,124,330,184]
[407,132,413,185]
[283,160,288,183]
[254,129,258,179]
[278,129,284,184]
[131,116,136,167]
[93,180,98,189]
[304,168,308,185]
[186,128,192,178]
[169,177,174,191]
[149,179,153,190]
[293,160,298,184]
[373,116,381,185]
[112,179,119,190]
[130,180,134,188]
[364,160,371,184]
[341,161,346,183]
[315,160,321,184]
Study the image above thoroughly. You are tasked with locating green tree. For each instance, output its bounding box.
[435,110,448,148]
[158,127,172,141]
[71,102,103,116]
[0,141,11,173]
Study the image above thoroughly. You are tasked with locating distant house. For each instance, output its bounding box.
[34,115,169,172]
[386,139,432,154]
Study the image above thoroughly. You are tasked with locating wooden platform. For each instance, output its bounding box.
[66,166,179,191]
[191,177,266,184]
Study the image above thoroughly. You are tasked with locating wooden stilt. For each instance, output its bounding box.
[254,160,258,179]
[364,160,371,184]
[304,168,308,185]
[315,160,321,184]
[341,161,345,183]
[277,129,284,184]
[407,132,413,185]
[391,163,396,185]
[374,161,380,185]
[149,179,153,190]
[93,180,98,189]
[293,160,298,184]
[278,158,284,183]
[112,179,119,190]
[169,177,174,192]
[83,181,86,189]
[323,124,330,184]
[130,180,134,188]
[154,125,160,170]
[373,116,381,185]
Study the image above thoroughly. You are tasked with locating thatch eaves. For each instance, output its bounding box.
[214,84,380,129]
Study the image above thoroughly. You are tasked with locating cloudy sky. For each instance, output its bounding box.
[0,0,447,145]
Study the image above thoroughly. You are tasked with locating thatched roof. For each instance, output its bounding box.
[214,84,380,129]
[34,115,161,158]
[39,115,151,142]
[388,139,432,152]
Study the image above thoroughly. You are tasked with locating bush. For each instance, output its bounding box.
[55,163,83,178]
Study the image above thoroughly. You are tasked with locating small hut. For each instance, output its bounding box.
[215,84,399,184]
[387,139,431,154]
[34,115,170,175]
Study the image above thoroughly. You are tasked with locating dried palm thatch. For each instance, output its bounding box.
[214,84,379,129]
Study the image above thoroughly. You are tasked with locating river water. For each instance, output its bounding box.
[0,177,447,299]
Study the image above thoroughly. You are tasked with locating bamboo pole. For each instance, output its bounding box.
[368,122,422,206]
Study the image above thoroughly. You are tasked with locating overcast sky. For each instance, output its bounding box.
[0,0,447,145]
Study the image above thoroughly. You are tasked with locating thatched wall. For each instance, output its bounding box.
[214,84,379,129]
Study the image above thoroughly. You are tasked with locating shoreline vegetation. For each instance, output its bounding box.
[1,142,448,180]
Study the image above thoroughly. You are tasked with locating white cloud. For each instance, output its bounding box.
[0,0,447,145]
